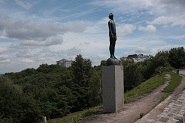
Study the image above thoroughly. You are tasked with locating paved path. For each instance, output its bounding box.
[135,70,185,123]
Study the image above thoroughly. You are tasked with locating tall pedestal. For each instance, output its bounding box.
[102,65,124,113]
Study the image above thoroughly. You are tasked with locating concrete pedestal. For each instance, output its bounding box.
[102,65,124,113]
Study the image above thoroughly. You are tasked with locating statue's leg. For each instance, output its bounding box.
[112,40,116,58]
[109,40,114,58]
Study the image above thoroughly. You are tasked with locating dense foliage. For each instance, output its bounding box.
[0,55,101,123]
[0,47,185,122]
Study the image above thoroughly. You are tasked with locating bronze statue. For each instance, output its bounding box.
[106,13,120,66]
[108,13,117,59]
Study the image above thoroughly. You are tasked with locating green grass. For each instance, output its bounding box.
[124,72,182,103]
[124,73,166,103]
[162,72,182,93]
[48,106,101,123]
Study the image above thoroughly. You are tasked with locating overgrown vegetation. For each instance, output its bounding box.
[0,47,185,123]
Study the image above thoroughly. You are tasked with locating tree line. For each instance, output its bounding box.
[123,47,185,91]
[0,47,185,123]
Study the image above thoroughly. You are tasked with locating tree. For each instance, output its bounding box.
[0,77,22,123]
[71,54,92,87]
[169,47,185,69]
[88,71,102,106]
[151,51,173,75]
[0,77,40,123]
[71,54,93,109]
[124,65,143,91]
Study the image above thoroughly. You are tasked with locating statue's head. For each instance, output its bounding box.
[109,13,113,19]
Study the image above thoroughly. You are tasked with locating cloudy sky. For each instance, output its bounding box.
[0,0,185,73]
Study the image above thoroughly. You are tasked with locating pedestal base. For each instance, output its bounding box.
[106,58,120,66]
[102,65,124,113]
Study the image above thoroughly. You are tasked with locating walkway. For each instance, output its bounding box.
[135,70,185,123]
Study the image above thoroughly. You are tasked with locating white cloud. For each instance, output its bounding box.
[20,58,34,63]
[0,59,10,63]
[165,35,185,41]
[156,0,185,15]
[20,35,63,47]
[15,0,32,10]
[117,24,136,35]
[135,47,152,53]
[34,47,82,64]
[0,55,9,60]
[15,50,35,57]
[86,55,105,66]
[150,16,172,25]
[0,48,7,53]
[63,32,107,55]
[150,16,185,26]
[97,17,109,25]
[92,0,185,27]
[91,0,152,13]
[62,21,89,33]
[0,16,89,41]
[0,55,10,62]
[146,0,185,26]
[59,47,81,58]
[139,25,156,32]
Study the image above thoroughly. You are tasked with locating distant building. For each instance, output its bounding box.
[123,54,151,62]
[56,59,72,67]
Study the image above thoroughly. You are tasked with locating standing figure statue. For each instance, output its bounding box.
[108,13,117,59]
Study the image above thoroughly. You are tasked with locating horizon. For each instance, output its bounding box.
[0,0,185,73]
[0,52,151,74]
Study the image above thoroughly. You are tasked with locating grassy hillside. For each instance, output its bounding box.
[125,72,181,103]
[124,73,166,103]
